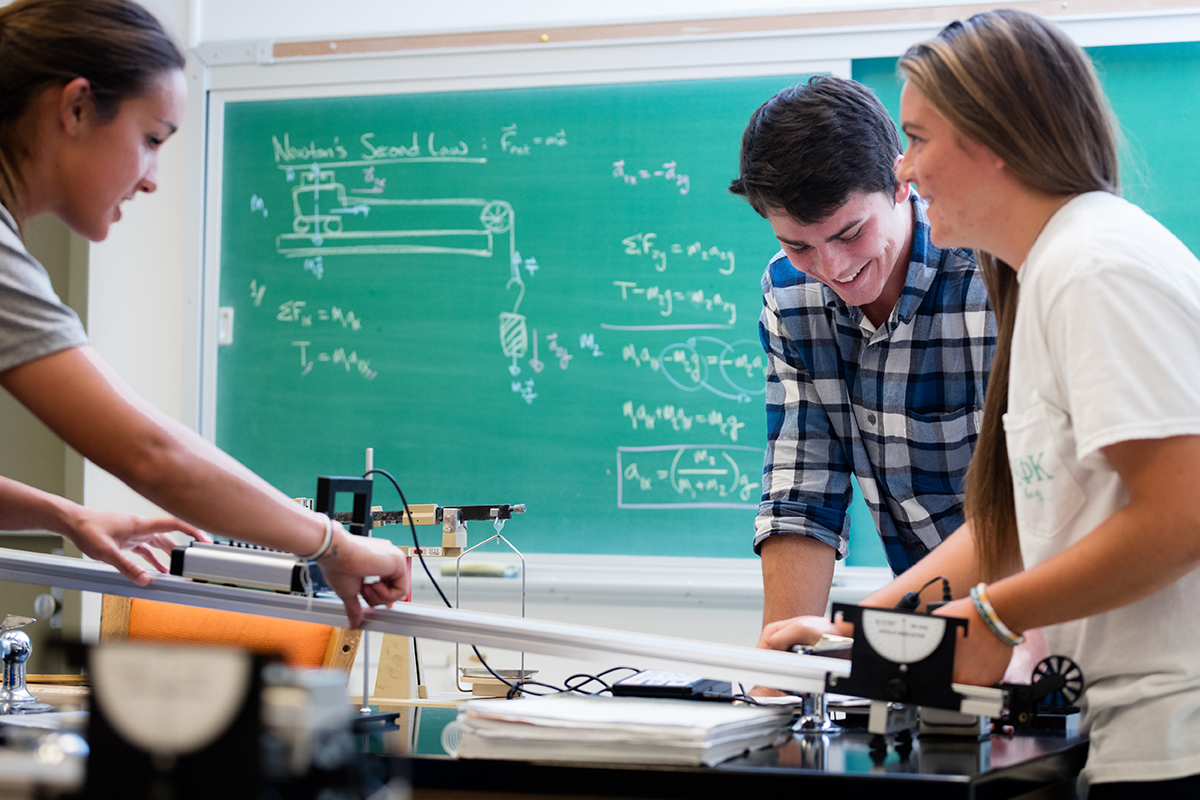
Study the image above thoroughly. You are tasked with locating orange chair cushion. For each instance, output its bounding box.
[126,599,333,667]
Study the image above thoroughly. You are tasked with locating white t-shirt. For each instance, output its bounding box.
[1006,191,1200,785]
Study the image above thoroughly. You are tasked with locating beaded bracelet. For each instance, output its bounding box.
[298,514,334,561]
[969,582,1026,647]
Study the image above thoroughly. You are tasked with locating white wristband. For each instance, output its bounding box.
[299,514,334,561]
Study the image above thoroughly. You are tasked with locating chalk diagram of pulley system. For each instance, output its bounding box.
[277,168,515,259]
[273,167,533,373]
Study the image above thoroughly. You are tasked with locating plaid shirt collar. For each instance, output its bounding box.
[821,193,939,329]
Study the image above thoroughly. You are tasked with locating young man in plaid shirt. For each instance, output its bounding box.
[729,76,995,648]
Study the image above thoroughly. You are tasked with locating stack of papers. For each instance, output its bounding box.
[451,694,792,766]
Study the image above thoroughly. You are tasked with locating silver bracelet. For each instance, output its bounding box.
[299,514,334,561]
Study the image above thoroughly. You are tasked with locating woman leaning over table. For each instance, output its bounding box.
[0,0,407,627]
[759,10,1200,796]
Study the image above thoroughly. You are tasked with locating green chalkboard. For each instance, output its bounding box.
[216,74,888,559]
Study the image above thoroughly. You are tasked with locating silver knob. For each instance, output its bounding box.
[33,594,59,619]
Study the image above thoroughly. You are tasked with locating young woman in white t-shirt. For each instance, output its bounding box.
[0,0,407,627]
[761,10,1200,795]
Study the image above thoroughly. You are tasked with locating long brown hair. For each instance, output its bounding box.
[0,0,184,224]
[899,10,1119,580]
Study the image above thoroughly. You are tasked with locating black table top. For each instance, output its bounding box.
[385,719,1087,800]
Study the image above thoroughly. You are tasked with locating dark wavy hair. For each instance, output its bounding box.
[729,75,903,224]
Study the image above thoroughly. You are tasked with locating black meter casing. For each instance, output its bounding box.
[825,603,968,711]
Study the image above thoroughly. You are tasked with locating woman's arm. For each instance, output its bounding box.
[0,474,207,584]
[0,346,409,626]
[939,434,1200,685]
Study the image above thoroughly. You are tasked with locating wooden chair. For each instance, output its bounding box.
[99,596,361,673]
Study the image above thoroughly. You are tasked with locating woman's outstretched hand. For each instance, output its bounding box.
[62,505,210,586]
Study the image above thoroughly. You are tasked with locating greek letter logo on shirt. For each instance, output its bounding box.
[1010,452,1054,506]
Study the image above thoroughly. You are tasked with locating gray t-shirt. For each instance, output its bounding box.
[0,205,88,373]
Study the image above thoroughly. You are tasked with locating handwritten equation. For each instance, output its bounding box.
[612,281,736,325]
[621,233,734,275]
[275,299,363,330]
[292,341,377,381]
[622,401,747,443]
[621,337,765,402]
[498,124,568,156]
[616,445,761,508]
[243,282,373,379]
[612,160,690,195]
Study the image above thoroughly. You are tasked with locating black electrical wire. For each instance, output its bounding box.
[732,683,765,706]
[363,468,644,700]
[363,468,514,692]
[893,576,952,612]
[506,666,650,699]
[412,637,422,691]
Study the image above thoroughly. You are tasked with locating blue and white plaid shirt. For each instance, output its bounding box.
[753,195,994,574]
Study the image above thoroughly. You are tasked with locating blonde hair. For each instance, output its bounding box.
[899,10,1119,579]
[0,0,184,224]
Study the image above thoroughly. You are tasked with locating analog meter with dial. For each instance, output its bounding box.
[825,603,969,711]
[860,609,947,664]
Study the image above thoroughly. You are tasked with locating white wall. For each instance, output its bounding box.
[191,0,996,47]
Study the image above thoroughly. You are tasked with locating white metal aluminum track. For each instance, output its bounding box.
[0,547,845,692]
